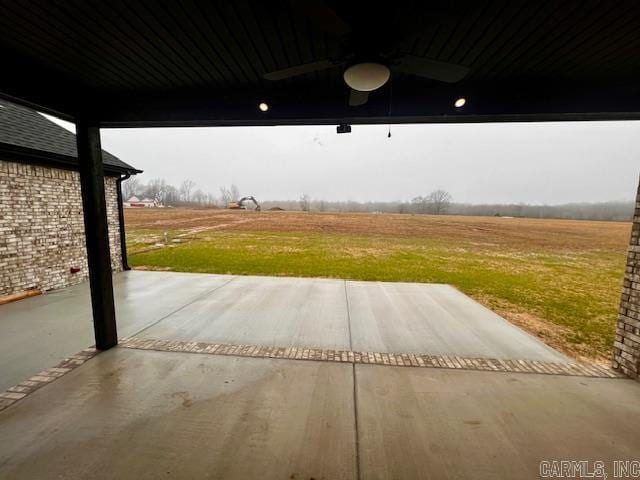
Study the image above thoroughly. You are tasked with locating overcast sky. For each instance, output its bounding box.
[46,116,639,204]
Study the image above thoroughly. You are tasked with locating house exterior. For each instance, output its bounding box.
[0,100,141,296]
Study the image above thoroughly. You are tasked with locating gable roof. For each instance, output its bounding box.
[0,99,140,175]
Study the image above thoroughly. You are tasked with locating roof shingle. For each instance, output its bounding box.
[0,99,139,173]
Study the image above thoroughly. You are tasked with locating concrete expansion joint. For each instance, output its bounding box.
[119,337,622,379]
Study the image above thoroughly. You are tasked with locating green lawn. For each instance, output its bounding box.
[129,229,626,361]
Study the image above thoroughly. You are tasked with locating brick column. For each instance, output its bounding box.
[614,176,640,379]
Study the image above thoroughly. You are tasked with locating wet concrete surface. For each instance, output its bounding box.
[347,281,567,362]
[0,348,356,479]
[0,347,638,479]
[1,271,570,391]
[0,271,637,479]
[141,275,351,350]
[356,365,640,479]
[0,271,231,391]
[139,275,567,362]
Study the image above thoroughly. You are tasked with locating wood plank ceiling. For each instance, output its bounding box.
[1,0,639,125]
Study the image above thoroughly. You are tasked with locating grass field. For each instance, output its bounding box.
[125,208,631,363]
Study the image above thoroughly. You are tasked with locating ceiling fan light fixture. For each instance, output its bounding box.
[343,63,390,92]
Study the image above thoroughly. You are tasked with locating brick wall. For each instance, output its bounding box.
[614,176,640,379]
[0,159,122,296]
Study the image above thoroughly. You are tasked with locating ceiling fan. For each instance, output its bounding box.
[262,1,470,106]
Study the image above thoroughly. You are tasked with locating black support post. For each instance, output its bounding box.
[116,173,131,271]
[76,120,118,350]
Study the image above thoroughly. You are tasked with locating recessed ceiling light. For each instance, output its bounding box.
[454,97,466,108]
[258,102,269,112]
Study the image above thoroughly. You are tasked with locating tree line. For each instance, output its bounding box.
[123,177,634,221]
[123,177,240,208]
[274,192,633,221]
[274,195,633,221]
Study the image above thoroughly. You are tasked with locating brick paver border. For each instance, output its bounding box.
[0,347,98,412]
[0,338,622,413]
[120,337,621,379]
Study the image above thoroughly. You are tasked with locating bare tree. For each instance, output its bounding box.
[206,192,217,207]
[180,179,196,202]
[229,184,240,202]
[122,177,141,200]
[164,185,180,206]
[192,189,206,205]
[145,178,166,201]
[426,189,452,215]
[411,196,428,214]
[299,194,311,212]
[219,184,241,206]
[219,186,231,206]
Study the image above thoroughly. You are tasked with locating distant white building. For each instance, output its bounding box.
[124,196,157,208]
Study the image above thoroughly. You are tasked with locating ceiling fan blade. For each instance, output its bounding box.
[263,59,336,81]
[286,0,351,37]
[396,55,469,83]
[349,89,369,106]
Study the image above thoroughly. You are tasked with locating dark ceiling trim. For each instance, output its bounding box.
[0,142,142,176]
[98,111,640,128]
[0,48,82,122]
[4,83,640,128]
[4,70,640,128]
[92,79,640,127]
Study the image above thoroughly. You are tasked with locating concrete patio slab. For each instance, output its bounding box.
[347,281,567,362]
[0,348,357,480]
[0,344,637,480]
[356,365,640,479]
[140,275,351,350]
[0,271,231,391]
[0,271,571,393]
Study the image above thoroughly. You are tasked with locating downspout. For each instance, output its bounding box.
[116,172,131,271]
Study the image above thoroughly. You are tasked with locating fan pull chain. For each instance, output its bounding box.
[387,79,393,139]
